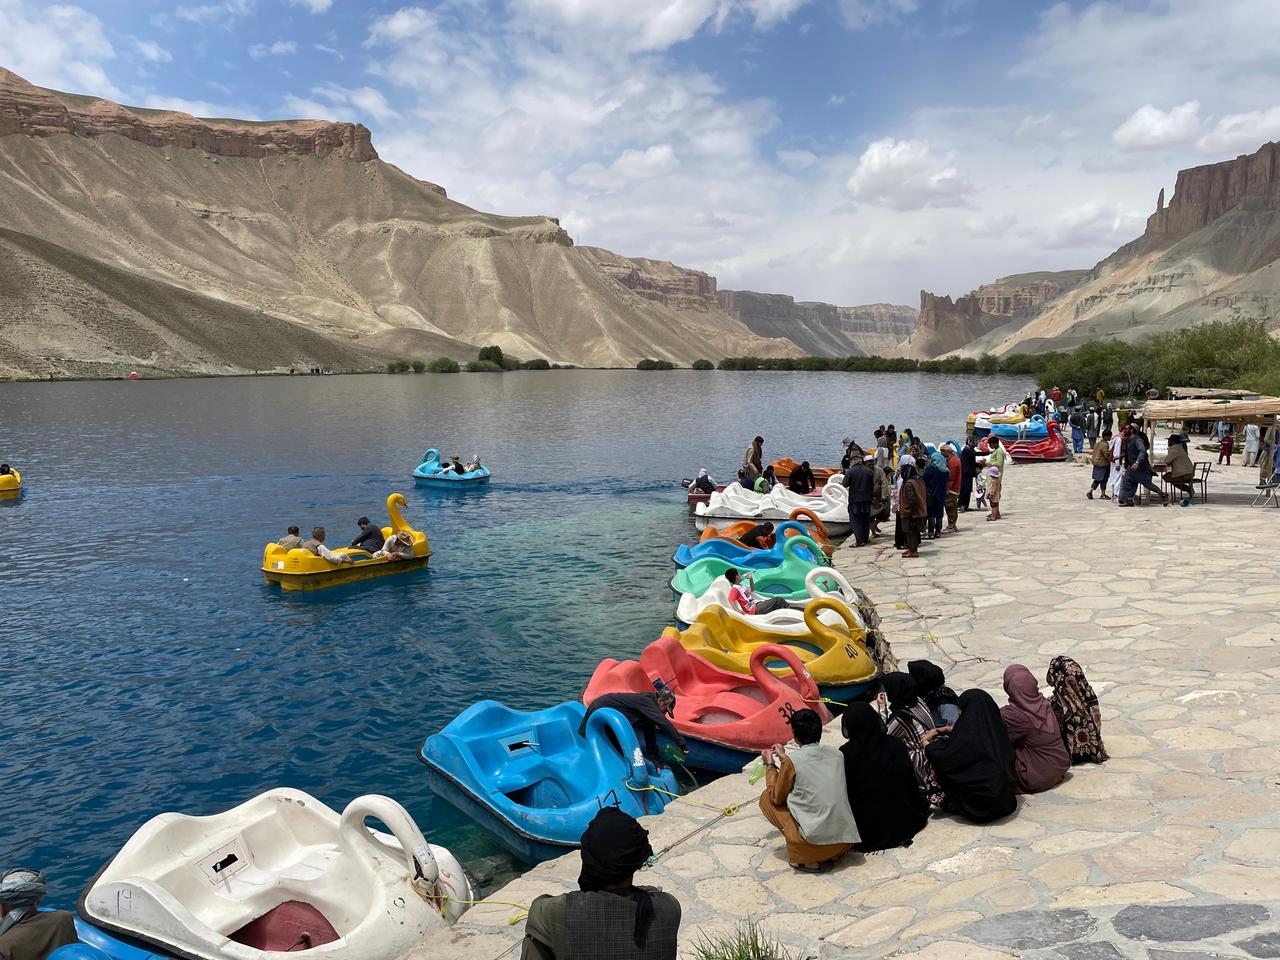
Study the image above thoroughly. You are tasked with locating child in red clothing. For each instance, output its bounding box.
[1218,432,1235,465]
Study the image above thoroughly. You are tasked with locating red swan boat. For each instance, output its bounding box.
[977,419,1069,462]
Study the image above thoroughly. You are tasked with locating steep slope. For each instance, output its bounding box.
[900,272,1085,358]
[984,143,1280,355]
[0,67,796,377]
[714,291,916,357]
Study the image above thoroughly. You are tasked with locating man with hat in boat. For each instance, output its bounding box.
[580,690,687,768]
[0,868,78,960]
[520,808,681,960]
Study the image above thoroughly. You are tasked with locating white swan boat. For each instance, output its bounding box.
[676,567,864,632]
[76,789,473,960]
[694,477,850,525]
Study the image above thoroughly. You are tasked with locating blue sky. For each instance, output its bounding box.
[3,0,1280,306]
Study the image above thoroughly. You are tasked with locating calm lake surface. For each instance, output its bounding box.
[0,370,1032,900]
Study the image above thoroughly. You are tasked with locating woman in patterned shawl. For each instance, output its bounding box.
[1046,656,1109,764]
[880,672,945,806]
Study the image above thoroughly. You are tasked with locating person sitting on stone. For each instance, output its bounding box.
[759,708,861,872]
[907,659,961,726]
[0,868,78,960]
[350,516,385,553]
[276,525,302,550]
[520,808,681,960]
[839,703,930,853]
[1000,665,1070,794]
[580,690,687,766]
[302,526,352,565]
[924,690,1018,824]
[1160,434,1197,503]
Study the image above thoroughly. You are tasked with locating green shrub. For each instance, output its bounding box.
[688,919,795,960]
[426,357,461,373]
[636,358,676,370]
[692,358,715,370]
[522,358,551,370]
[478,345,505,365]
[385,359,412,373]
[500,355,522,371]
[466,359,503,372]
[410,359,426,373]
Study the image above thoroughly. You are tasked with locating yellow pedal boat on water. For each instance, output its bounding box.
[261,493,430,592]
[0,467,21,499]
[663,595,879,703]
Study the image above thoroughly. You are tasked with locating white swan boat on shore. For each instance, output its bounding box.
[676,567,863,631]
[694,477,850,525]
[72,789,473,960]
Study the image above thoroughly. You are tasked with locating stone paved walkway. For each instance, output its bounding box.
[412,460,1280,960]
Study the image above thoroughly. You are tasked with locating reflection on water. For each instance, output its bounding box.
[0,369,1031,899]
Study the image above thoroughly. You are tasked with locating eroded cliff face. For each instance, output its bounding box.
[716,291,916,357]
[578,247,720,312]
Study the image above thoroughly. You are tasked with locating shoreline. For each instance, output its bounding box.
[413,459,1280,960]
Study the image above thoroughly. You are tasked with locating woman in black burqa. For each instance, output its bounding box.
[521,807,680,960]
[907,659,960,727]
[924,689,1018,824]
[839,703,930,852]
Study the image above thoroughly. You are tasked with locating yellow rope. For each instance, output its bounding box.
[439,894,532,926]
[626,782,739,816]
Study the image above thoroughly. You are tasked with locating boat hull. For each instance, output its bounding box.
[263,554,429,591]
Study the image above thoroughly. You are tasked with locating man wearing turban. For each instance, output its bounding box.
[520,808,680,959]
[0,869,78,960]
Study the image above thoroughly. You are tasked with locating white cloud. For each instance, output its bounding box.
[248,40,297,59]
[513,0,725,51]
[777,148,817,168]
[283,83,397,123]
[742,0,815,27]
[827,93,845,107]
[569,144,681,191]
[175,0,253,27]
[966,212,1016,239]
[314,43,344,59]
[134,39,172,63]
[1112,101,1201,150]
[141,94,259,119]
[836,0,920,29]
[288,0,332,12]
[847,138,971,210]
[0,2,119,98]
[1197,107,1280,154]
[1031,200,1144,250]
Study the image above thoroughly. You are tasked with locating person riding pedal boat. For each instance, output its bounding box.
[0,868,78,960]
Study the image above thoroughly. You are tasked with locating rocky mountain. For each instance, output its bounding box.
[900,272,1086,359]
[958,143,1280,356]
[714,291,916,357]
[0,68,797,378]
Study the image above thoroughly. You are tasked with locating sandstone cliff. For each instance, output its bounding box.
[900,271,1085,358]
[0,68,796,377]
[982,142,1280,356]
[715,291,916,357]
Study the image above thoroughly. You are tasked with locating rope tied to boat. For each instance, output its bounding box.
[434,892,532,926]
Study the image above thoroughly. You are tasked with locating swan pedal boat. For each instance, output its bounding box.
[666,596,879,704]
[977,419,1068,462]
[420,701,680,863]
[677,566,854,631]
[674,520,829,569]
[0,467,21,499]
[51,789,473,960]
[988,414,1051,441]
[695,477,850,527]
[696,508,835,556]
[413,448,491,486]
[584,635,831,774]
[671,534,830,608]
[968,402,1027,436]
[261,493,429,591]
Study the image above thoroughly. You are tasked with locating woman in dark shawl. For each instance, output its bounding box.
[1001,664,1070,793]
[879,672,943,806]
[924,689,1017,824]
[840,704,930,851]
[1047,656,1109,763]
[907,659,960,726]
[899,464,928,558]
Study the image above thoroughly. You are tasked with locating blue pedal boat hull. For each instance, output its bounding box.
[672,521,823,569]
[412,448,492,486]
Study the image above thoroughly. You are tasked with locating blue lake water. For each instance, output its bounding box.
[0,369,1032,900]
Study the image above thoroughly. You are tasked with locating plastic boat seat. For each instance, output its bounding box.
[684,692,765,724]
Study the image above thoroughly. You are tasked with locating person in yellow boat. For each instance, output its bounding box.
[373,530,414,560]
[276,526,302,550]
[350,516,385,552]
[0,464,13,477]
[302,526,352,565]
[0,868,79,960]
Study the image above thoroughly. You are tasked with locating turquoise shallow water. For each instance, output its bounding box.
[0,369,1031,899]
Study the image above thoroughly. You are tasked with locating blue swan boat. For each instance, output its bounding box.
[412,448,491,486]
[989,416,1050,441]
[420,700,681,862]
[672,522,826,569]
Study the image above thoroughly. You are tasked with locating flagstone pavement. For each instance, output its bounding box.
[411,459,1280,960]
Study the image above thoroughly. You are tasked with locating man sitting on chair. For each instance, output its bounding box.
[1160,434,1197,504]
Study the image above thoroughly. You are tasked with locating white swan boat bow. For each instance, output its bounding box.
[694,477,850,525]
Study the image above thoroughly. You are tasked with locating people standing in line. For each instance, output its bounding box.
[1218,429,1234,465]
[942,443,961,533]
[1087,430,1112,500]
[892,453,915,550]
[985,436,1007,522]
[924,690,1018,825]
[839,704,930,853]
[758,709,861,872]
[1244,422,1261,467]
[899,462,927,558]
[276,525,303,549]
[1160,434,1197,504]
[922,449,948,540]
[1047,657,1109,764]
[842,454,874,547]
[1000,665,1070,794]
[959,436,977,511]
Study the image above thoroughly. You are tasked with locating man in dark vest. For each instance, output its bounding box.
[521,808,681,960]
[0,869,78,960]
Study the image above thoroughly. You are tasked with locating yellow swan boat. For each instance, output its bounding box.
[261,493,430,592]
[663,595,878,703]
[0,467,21,499]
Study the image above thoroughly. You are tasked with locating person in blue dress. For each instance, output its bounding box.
[922,450,949,540]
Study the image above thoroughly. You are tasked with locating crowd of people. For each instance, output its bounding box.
[758,656,1107,871]
[274,517,415,563]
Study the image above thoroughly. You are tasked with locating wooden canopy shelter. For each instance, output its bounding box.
[1142,396,1280,426]
[1165,387,1261,400]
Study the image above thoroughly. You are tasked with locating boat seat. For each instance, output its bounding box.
[686,692,767,724]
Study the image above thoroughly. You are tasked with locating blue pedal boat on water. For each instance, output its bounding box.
[420,700,681,863]
[672,522,826,569]
[412,448,491,487]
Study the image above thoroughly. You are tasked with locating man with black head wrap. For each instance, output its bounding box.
[520,808,680,960]
[0,869,78,960]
